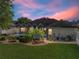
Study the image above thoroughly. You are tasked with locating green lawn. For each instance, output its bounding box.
[0,44,79,59]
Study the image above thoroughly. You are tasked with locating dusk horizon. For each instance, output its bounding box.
[13,0,79,21]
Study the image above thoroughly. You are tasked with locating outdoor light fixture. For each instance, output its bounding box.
[20,27,26,32]
[48,28,52,35]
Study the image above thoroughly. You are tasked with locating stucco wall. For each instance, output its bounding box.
[76,32,79,45]
[49,27,77,40]
[53,27,76,35]
[0,27,20,34]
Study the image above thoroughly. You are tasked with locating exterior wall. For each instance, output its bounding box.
[48,27,77,41]
[76,32,79,45]
[0,27,20,34]
[8,27,20,34]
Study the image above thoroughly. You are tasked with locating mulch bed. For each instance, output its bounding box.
[24,41,48,46]
[0,40,19,44]
[0,40,48,46]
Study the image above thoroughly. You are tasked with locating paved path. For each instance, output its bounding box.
[0,40,76,45]
[44,40,76,44]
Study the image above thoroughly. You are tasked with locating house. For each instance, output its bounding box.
[0,18,78,42]
[25,18,78,41]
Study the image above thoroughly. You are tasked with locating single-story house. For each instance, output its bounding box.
[0,21,79,42]
[26,23,78,41]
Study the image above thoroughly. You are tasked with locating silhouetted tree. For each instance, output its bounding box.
[16,17,32,27]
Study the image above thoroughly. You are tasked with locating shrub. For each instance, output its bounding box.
[66,35,72,41]
[18,36,27,43]
[26,27,45,41]
[0,35,5,41]
[17,34,32,43]
[17,27,45,43]
[0,34,8,41]
[7,35,17,42]
[33,28,45,40]
[0,34,17,42]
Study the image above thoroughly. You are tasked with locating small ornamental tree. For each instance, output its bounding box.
[26,27,45,41]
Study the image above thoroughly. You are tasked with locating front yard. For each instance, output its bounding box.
[0,44,79,59]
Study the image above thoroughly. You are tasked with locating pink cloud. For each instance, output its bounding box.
[21,12,30,17]
[14,0,64,10]
[17,10,31,17]
[46,0,63,8]
[49,6,79,20]
[14,0,38,8]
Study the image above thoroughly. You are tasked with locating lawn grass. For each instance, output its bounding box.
[0,44,79,59]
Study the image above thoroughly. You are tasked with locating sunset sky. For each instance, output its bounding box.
[13,0,79,20]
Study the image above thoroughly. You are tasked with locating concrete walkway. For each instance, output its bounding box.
[0,40,76,45]
[44,39,76,44]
